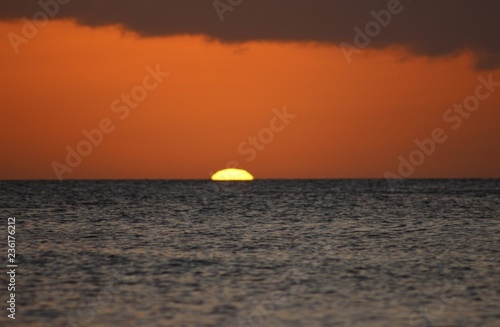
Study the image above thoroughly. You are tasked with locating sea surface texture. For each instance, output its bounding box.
[1,179,499,327]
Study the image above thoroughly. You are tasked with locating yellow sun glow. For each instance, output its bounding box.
[211,168,254,181]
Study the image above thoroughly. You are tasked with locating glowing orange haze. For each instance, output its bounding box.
[1,20,499,180]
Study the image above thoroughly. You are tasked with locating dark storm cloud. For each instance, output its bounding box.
[1,0,499,69]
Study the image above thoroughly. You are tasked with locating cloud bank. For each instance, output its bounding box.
[2,0,499,69]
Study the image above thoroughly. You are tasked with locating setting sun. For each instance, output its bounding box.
[1,1,499,326]
[211,168,254,181]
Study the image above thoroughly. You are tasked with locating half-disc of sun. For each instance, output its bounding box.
[211,168,254,181]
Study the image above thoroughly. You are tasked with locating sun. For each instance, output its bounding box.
[211,168,254,181]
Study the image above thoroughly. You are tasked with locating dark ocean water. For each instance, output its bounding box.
[1,179,499,327]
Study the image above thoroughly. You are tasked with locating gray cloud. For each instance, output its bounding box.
[2,0,499,69]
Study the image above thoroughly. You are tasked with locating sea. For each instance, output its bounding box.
[0,179,499,327]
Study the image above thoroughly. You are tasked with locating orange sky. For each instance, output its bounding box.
[1,20,499,180]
